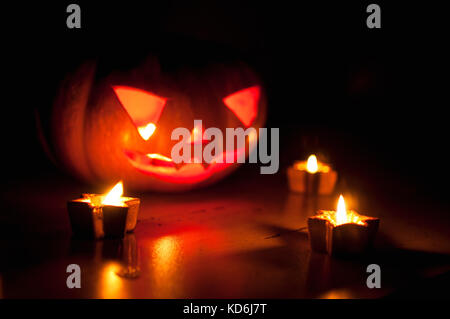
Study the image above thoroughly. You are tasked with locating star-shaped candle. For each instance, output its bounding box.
[287,154,337,195]
[308,195,379,256]
[67,181,140,239]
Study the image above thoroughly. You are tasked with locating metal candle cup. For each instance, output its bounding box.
[67,181,140,239]
[307,195,379,256]
[287,155,337,195]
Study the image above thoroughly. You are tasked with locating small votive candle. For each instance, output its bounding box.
[287,154,337,195]
[308,195,379,256]
[67,181,140,239]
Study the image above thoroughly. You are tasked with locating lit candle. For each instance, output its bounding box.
[67,181,140,239]
[307,195,379,256]
[287,154,337,195]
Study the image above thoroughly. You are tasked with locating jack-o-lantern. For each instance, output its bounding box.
[50,50,266,191]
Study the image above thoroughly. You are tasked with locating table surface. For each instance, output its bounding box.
[1,168,450,299]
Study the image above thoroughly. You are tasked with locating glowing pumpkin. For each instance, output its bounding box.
[51,54,266,191]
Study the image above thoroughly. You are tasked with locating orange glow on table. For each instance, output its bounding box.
[100,263,124,299]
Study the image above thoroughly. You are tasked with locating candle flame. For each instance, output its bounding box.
[336,195,347,225]
[314,195,366,226]
[306,154,319,173]
[137,123,156,141]
[102,181,124,206]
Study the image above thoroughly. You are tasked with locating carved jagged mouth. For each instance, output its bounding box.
[123,131,257,184]
[123,150,235,184]
[124,150,179,169]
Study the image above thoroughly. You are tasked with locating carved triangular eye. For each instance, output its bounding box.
[113,86,167,140]
[223,86,260,127]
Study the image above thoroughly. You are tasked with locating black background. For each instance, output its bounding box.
[1,0,450,307]
[2,1,449,203]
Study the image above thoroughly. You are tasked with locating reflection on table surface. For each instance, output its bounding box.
[1,172,450,298]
